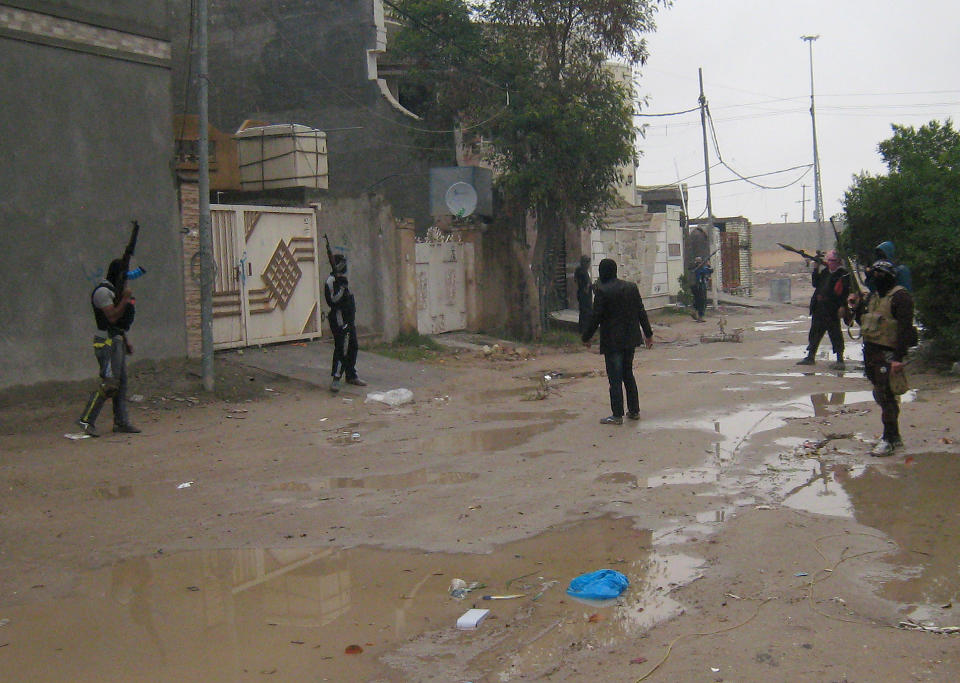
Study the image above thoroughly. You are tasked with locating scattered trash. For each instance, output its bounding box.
[711,667,721,672]
[942,602,953,609]
[129,394,144,403]
[630,656,648,665]
[566,569,629,600]
[177,481,194,489]
[264,388,276,392]
[725,593,743,600]
[700,318,744,343]
[456,608,490,630]
[449,578,484,599]
[351,432,361,442]
[342,398,353,404]
[794,572,809,577]
[587,613,603,623]
[365,388,413,406]
[755,504,775,510]
[0,618,9,627]
[225,414,246,420]
[482,594,525,600]
[432,395,450,403]
[831,596,846,605]
[64,433,91,441]
[940,437,955,445]
[898,619,960,635]
[344,644,364,654]
[319,417,328,422]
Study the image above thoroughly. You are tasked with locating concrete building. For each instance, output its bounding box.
[168,0,440,231]
[688,216,754,297]
[0,1,185,390]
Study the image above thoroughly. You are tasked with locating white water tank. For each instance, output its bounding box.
[236,124,328,191]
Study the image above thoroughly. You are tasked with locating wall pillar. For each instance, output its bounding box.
[396,218,418,335]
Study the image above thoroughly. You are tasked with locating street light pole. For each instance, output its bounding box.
[801,34,825,251]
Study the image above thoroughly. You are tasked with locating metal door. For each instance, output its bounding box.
[210,205,322,349]
[415,242,467,334]
[721,231,741,290]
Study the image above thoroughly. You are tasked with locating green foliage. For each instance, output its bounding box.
[676,273,693,308]
[843,120,960,362]
[368,331,446,362]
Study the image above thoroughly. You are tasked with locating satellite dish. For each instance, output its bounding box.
[444,181,478,217]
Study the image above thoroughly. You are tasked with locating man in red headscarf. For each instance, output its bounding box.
[797,249,849,370]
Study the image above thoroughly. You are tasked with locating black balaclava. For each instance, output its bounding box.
[870,259,897,295]
[106,259,126,290]
[598,258,617,283]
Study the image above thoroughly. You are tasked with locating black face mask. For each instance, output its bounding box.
[875,273,896,295]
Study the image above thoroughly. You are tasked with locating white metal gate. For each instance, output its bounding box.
[210,205,322,349]
[415,241,468,334]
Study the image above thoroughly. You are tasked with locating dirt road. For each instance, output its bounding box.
[2,299,959,682]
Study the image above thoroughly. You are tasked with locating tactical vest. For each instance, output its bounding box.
[91,281,135,334]
[860,285,904,348]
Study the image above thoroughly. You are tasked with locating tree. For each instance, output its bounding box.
[389,0,669,338]
[842,120,960,361]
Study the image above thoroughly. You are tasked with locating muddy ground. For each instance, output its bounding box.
[2,283,960,682]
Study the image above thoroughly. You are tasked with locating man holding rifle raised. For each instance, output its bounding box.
[77,222,142,437]
[323,236,366,393]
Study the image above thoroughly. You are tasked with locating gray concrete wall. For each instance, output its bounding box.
[315,195,401,342]
[168,0,439,231]
[0,5,185,390]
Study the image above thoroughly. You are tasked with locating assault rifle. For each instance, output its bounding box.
[115,220,140,305]
[322,233,335,271]
[830,217,865,340]
[777,242,825,266]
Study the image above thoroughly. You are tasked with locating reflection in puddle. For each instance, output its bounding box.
[421,411,572,456]
[777,453,960,623]
[763,344,831,361]
[0,517,699,682]
[810,390,916,416]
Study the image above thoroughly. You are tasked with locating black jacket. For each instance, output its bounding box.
[582,277,653,352]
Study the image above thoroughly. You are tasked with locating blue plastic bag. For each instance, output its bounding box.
[566,569,629,600]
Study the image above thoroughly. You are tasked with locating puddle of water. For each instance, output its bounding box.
[809,390,916,416]
[420,411,572,457]
[264,469,479,492]
[94,486,134,500]
[0,517,699,682]
[754,319,804,332]
[763,345,832,361]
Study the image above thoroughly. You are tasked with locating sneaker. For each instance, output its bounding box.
[113,424,141,434]
[600,416,623,425]
[870,439,896,457]
[829,360,846,370]
[330,378,342,393]
[76,419,99,438]
[627,412,641,421]
[795,356,815,366]
[345,377,367,386]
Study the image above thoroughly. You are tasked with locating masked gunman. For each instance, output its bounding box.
[847,259,916,457]
[797,249,849,369]
[574,255,593,336]
[77,259,141,436]
[865,240,913,292]
[325,253,366,392]
[690,256,713,323]
[581,258,654,425]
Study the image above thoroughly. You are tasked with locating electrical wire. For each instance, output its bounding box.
[634,106,700,117]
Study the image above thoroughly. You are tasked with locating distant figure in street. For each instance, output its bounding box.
[325,253,366,392]
[690,256,713,322]
[574,255,593,336]
[865,240,912,292]
[77,258,141,437]
[582,258,654,425]
[797,249,849,370]
[847,259,916,457]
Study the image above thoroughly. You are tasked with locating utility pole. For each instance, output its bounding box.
[781,212,789,223]
[797,184,808,223]
[197,0,215,391]
[698,68,720,311]
[802,35,825,252]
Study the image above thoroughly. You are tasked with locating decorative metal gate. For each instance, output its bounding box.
[415,241,468,334]
[210,205,322,349]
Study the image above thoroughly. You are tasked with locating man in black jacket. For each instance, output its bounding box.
[325,254,366,392]
[581,258,654,425]
[797,249,849,369]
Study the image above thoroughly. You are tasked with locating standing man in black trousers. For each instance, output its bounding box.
[581,258,654,425]
[574,255,593,336]
[324,254,367,392]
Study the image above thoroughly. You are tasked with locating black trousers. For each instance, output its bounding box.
[330,323,358,380]
[692,284,707,318]
[604,347,638,418]
[806,310,844,356]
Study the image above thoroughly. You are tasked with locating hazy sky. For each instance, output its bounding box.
[634,0,960,225]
